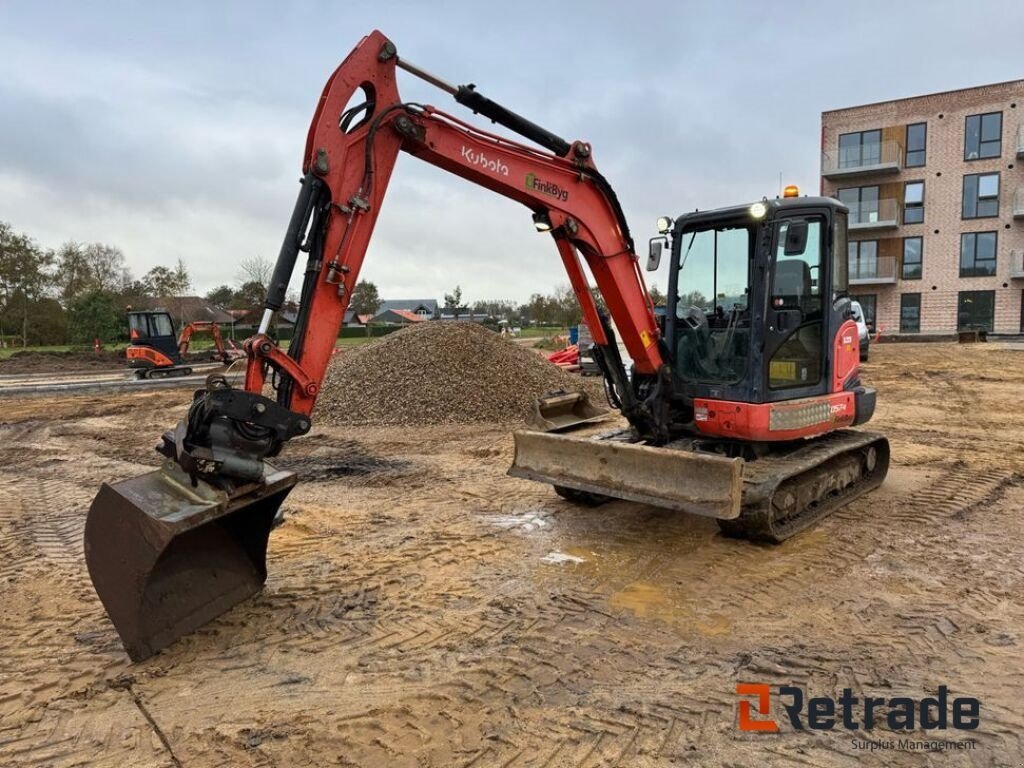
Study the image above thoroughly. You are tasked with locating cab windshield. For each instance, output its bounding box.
[673,225,753,385]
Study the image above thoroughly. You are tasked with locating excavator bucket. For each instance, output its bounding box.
[84,460,296,661]
[526,390,609,432]
[509,431,744,519]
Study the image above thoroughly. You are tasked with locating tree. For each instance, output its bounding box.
[238,255,273,290]
[232,280,266,311]
[141,266,177,296]
[141,259,190,297]
[0,222,56,346]
[648,284,666,307]
[1,294,65,346]
[678,290,708,309]
[67,290,123,344]
[553,285,581,327]
[206,285,235,308]
[53,242,91,303]
[172,257,192,294]
[349,280,381,316]
[54,241,128,302]
[444,285,463,319]
[526,292,556,325]
[82,243,127,294]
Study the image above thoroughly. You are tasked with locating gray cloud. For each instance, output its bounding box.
[2,1,1022,302]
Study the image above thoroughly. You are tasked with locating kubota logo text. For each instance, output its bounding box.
[526,172,569,201]
[736,683,980,733]
[460,146,508,176]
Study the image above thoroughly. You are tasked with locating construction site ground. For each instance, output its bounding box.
[0,342,1022,767]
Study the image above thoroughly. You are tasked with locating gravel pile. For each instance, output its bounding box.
[317,322,606,426]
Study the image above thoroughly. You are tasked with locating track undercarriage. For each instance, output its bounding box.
[510,428,890,544]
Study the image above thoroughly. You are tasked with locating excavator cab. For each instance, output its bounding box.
[126,310,194,379]
[665,197,850,406]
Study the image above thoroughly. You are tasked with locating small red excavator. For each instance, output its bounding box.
[86,31,889,661]
[126,309,243,378]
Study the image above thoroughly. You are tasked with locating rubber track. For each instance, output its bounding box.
[720,430,890,543]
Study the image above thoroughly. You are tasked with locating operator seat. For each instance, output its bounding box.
[773,259,811,311]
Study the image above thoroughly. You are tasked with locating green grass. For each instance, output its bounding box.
[518,326,569,338]
[333,336,377,347]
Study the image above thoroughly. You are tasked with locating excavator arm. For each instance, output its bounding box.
[177,321,241,364]
[245,30,662,425]
[84,30,674,661]
[166,29,672,491]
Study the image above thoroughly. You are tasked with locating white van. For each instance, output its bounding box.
[849,300,870,362]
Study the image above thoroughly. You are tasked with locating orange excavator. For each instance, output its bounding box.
[85,31,889,661]
[126,310,243,378]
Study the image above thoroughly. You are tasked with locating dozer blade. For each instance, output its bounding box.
[84,460,296,661]
[509,431,743,519]
[526,390,609,433]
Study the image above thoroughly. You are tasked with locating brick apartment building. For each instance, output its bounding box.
[821,80,1024,336]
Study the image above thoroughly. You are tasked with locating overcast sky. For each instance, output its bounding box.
[2,1,1022,304]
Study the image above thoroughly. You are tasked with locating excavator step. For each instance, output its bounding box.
[84,461,296,661]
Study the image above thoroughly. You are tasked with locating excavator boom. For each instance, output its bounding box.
[85,30,670,661]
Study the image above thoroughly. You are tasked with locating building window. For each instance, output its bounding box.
[900,294,921,333]
[838,129,882,169]
[958,290,995,332]
[964,112,1002,160]
[848,240,879,280]
[903,182,924,224]
[851,294,877,331]
[962,173,1000,219]
[838,186,879,224]
[959,231,998,277]
[905,122,927,167]
[902,237,923,280]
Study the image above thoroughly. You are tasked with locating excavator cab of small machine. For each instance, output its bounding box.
[126,311,184,373]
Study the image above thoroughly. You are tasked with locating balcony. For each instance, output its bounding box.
[1011,250,1024,280]
[822,141,903,179]
[1017,125,1024,159]
[849,255,897,285]
[1014,187,1024,220]
[847,198,900,231]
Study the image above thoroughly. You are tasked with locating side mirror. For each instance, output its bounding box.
[783,220,809,256]
[647,237,667,271]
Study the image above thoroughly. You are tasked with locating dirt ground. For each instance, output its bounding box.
[0,349,225,375]
[0,342,1022,767]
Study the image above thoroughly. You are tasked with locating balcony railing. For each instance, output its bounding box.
[822,141,903,179]
[847,198,900,230]
[1014,187,1024,219]
[1010,250,1024,279]
[1017,125,1024,159]
[849,255,897,284]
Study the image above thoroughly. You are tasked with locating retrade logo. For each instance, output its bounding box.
[736,684,980,733]
[737,684,779,732]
